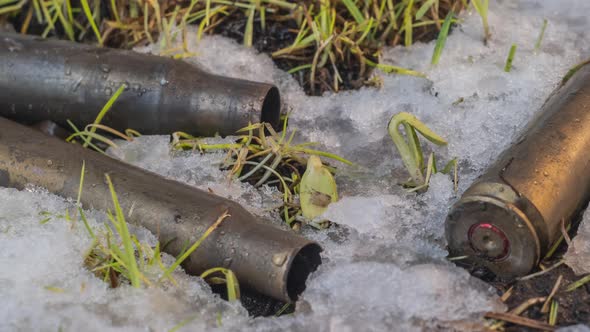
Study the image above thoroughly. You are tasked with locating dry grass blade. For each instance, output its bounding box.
[541,275,563,313]
[510,296,546,315]
[484,312,556,331]
[500,286,514,302]
[518,260,564,281]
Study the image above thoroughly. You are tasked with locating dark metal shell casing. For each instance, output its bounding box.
[0,117,320,302]
[0,32,281,136]
[446,63,590,278]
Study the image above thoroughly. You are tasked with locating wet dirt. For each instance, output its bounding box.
[457,214,590,330]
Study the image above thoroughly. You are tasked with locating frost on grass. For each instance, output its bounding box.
[565,209,590,275]
[4,0,590,330]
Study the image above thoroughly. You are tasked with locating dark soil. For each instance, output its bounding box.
[211,9,373,96]
[455,215,590,330]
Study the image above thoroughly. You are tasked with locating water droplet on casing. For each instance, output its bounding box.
[64,67,72,76]
[5,38,23,52]
[160,78,169,86]
[104,88,113,96]
[100,64,110,73]
[223,257,232,266]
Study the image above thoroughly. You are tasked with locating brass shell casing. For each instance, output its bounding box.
[446,63,590,278]
[0,117,320,302]
[0,32,281,137]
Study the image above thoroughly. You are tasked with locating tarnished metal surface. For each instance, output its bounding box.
[446,63,590,278]
[0,117,320,301]
[0,32,281,136]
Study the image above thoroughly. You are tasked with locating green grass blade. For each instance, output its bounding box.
[80,0,103,45]
[79,208,95,240]
[0,0,25,15]
[431,10,454,65]
[415,0,435,20]
[549,300,558,326]
[51,0,75,41]
[160,211,229,281]
[535,19,548,51]
[472,0,489,41]
[566,274,590,292]
[105,174,141,288]
[342,0,365,24]
[504,43,517,72]
[364,58,426,78]
[168,315,199,332]
[201,267,240,301]
[77,160,85,205]
[403,0,415,46]
[562,58,590,85]
[244,6,255,47]
[84,84,126,148]
[296,148,353,165]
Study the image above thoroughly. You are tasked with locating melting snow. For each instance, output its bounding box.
[565,209,590,275]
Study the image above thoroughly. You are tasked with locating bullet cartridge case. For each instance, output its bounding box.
[0,32,281,136]
[446,62,590,278]
[0,116,320,302]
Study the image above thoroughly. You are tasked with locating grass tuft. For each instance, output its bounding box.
[388,112,455,191]
[172,115,351,229]
[1,0,464,95]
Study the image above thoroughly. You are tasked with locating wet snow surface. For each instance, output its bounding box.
[2,0,590,331]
